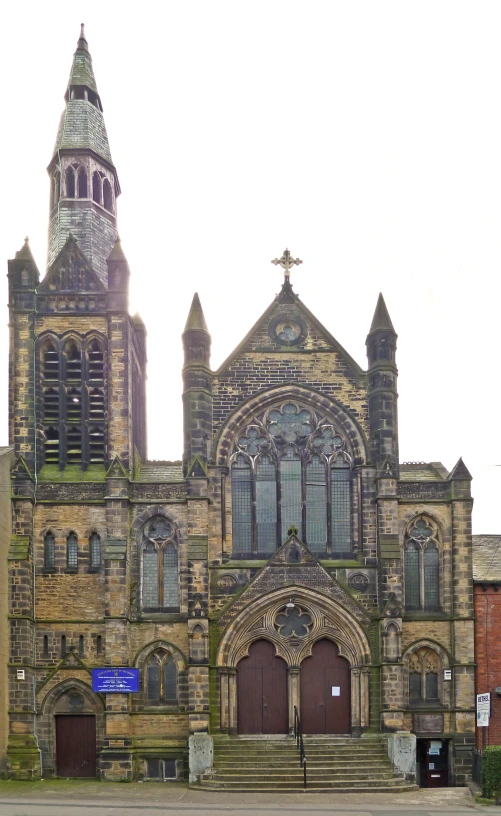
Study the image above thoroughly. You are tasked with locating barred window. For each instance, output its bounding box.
[67,532,78,569]
[404,517,441,612]
[230,403,353,557]
[141,516,179,611]
[145,650,178,704]
[89,533,101,568]
[44,531,55,569]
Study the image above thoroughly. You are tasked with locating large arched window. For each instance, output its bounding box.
[141,517,179,611]
[145,650,178,704]
[404,517,441,611]
[230,403,353,558]
[408,647,441,706]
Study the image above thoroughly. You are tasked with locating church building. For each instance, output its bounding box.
[6,27,475,787]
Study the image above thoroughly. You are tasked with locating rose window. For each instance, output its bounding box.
[274,606,313,638]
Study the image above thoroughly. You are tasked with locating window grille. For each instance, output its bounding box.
[67,532,78,569]
[89,533,101,568]
[230,404,353,557]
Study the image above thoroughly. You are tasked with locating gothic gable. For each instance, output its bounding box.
[217,534,370,630]
[38,235,106,294]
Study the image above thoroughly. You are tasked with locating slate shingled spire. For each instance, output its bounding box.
[46,25,120,284]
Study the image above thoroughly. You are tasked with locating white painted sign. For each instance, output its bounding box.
[477,692,491,727]
[443,670,452,681]
[331,686,340,696]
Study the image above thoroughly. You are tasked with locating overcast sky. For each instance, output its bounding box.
[2,1,500,532]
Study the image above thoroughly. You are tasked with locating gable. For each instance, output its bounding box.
[38,235,106,295]
[212,283,369,442]
[217,535,370,630]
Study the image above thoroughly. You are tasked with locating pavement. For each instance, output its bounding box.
[0,781,498,815]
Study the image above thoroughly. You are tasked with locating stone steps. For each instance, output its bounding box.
[197,736,417,793]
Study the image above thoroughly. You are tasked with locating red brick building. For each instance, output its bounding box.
[473,535,501,748]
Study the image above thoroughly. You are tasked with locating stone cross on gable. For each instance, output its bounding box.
[271,248,302,280]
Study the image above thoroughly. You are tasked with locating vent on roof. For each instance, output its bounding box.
[403,461,426,465]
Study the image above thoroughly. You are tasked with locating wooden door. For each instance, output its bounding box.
[300,639,351,734]
[237,639,288,734]
[56,715,97,777]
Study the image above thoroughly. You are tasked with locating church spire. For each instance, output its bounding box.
[368,293,395,334]
[46,26,120,284]
[184,293,209,333]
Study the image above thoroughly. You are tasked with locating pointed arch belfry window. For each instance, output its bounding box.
[229,403,354,558]
[77,167,88,198]
[103,179,113,212]
[404,517,441,611]
[141,517,179,612]
[65,167,76,198]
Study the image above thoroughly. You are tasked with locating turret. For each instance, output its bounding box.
[182,294,212,477]
[366,293,399,474]
[46,25,120,284]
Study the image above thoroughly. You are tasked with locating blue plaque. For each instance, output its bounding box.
[92,668,140,693]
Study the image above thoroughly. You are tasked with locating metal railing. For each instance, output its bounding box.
[293,705,307,788]
[472,749,483,790]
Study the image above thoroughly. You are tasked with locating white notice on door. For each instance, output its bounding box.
[331,686,340,696]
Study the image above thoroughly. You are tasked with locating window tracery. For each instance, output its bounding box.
[408,647,441,706]
[404,516,441,611]
[274,606,313,638]
[145,650,178,704]
[141,516,179,612]
[230,402,352,557]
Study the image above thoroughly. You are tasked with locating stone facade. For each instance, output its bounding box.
[5,28,475,786]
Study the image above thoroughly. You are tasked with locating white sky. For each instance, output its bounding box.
[2,1,500,533]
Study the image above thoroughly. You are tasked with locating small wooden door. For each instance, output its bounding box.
[237,639,288,734]
[300,639,351,734]
[56,715,97,777]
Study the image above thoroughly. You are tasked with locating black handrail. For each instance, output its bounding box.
[293,705,307,789]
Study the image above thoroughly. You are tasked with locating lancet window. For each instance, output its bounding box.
[404,517,441,612]
[230,403,353,557]
[141,517,180,612]
[40,335,106,468]
[408,647,441,706]
[145,650,178,704]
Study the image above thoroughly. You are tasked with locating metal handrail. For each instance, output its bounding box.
[293,705,307,789]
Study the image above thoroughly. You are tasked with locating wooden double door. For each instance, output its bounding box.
[56,715,97,777]
[237,638,351,735]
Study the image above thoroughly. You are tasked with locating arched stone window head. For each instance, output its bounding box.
[145,650,177,704]
[404,516,441,612]
[141,516,179,612]
[408,647,441,706]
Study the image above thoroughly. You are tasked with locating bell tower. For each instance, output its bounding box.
[46,25,120,284]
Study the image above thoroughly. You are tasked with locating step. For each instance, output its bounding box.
[199,784,418,793]
[199,780,416,791]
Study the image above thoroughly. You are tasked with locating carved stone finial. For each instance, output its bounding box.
[271,248,302,281]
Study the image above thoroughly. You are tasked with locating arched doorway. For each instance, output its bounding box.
[237,640,288,734]
[300,639,351,734]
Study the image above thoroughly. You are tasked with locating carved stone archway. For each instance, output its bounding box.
[216,586,371,734]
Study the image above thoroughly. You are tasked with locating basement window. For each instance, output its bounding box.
[146,759,177,780]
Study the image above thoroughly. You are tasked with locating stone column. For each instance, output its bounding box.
[228,669,237,735]
[288,667,300,733]
[361,668,371,729]
[219,669,229,732]
[351,668,361,733]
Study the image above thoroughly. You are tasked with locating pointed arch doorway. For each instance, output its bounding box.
[300,639,351,734]
[237,640,288,734]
